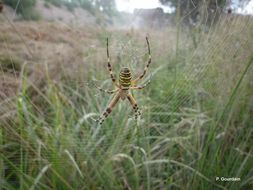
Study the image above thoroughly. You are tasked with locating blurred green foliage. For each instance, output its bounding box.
[4,0,36,11]
[4,0,39,20]
[4,0,116,19]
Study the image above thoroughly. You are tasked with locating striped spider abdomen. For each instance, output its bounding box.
[119,67,132,88]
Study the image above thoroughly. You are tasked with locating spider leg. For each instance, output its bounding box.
[94,83,119,94]
[132,37,151,84]
[127,94,141,120]
[130,76,151,90]
[96,92,121,125]
[106,38,119,87]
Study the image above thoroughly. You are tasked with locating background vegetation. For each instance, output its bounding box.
[3,0,116,19]
[4,0,40,19]
[0,0,253,190]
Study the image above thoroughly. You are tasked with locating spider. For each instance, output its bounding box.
[96,37,152,125]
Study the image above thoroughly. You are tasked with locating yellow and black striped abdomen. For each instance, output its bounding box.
[119,67,132,88]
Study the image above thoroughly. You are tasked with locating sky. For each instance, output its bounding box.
[115,0,174,13]
[237,0,253,14]
[115,0,253,15]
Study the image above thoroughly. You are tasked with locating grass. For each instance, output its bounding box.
[0,13,253,189]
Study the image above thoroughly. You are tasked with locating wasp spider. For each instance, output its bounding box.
[96,37,152,125]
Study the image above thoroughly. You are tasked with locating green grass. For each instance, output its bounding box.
[0,14,253,190]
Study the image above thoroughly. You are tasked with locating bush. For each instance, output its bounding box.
[44,0,61,7]
[4,0,36,13]
[4,0,41,20]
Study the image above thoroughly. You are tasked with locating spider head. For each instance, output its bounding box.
[119,67,132,88]
[120,67,130,73]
